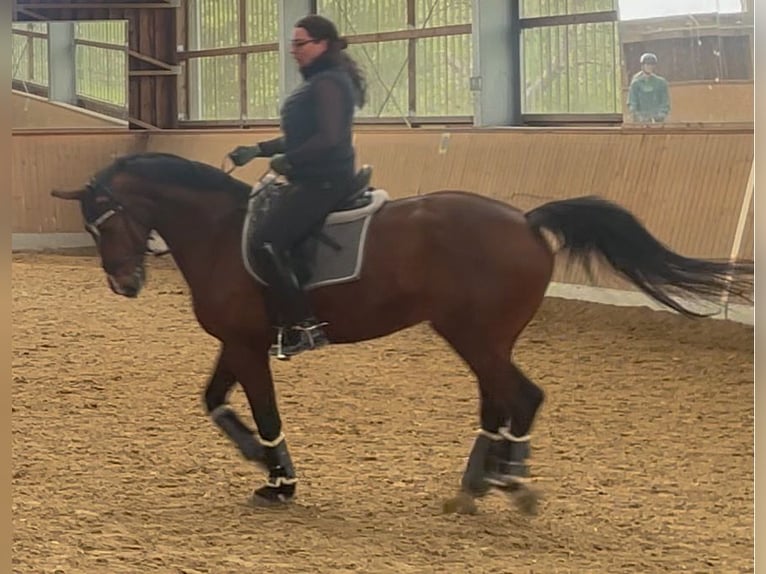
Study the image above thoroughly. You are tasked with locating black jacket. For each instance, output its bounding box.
[259,52,358,183]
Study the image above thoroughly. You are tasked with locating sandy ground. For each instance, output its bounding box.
[12,253,753,573]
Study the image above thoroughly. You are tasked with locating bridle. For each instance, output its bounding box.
[83,180,170,273]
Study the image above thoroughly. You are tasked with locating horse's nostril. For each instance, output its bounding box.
[106,273,142,298]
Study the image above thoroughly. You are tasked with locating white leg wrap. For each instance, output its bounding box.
[486,474,531,487]
[499,427,530,442]
[256,432,286,448]
[267,475,298,487]
[477,428,504,441]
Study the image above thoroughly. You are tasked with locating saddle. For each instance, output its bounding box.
[242,165,390,290]
[328,165,375,211]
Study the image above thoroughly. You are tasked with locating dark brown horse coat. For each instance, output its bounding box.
[51,152,753,512]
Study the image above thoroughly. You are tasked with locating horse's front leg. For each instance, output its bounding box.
[204,344,267,469]
[225,340,297,505]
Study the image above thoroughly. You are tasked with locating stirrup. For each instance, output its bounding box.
[272,327,291,361]
[270,321,330,361]
[295,320,329,341]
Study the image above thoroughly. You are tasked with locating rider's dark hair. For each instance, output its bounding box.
[295,14,367,108]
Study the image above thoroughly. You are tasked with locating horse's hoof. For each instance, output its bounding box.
[249,484,295,508]
[441,491,478,515]
[507,484,540,516]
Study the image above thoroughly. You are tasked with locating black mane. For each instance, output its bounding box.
[94,152,253,198]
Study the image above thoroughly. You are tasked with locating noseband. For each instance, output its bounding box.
[83,180,170,272]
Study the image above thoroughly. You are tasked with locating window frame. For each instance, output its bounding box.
[519,7,623,125]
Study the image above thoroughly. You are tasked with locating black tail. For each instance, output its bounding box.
[525,196,754,318]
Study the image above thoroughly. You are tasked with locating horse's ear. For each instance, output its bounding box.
[51,188,86,200]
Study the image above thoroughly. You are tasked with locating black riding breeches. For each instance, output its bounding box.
[251,176,355,327]
[256,176,354,253]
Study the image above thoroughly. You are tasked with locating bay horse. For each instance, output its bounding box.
[51,152,753,514]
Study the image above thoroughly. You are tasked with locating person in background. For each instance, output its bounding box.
[227,14,367,358]
[627,52,670,123]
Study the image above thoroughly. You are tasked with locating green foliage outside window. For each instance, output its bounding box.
[10,0,625,121]
[521,0,622,114]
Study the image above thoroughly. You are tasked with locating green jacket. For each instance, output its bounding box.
[627,72,670,123]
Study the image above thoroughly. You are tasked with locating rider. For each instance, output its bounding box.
[228,14,367,358]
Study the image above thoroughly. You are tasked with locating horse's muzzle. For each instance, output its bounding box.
[107,265,145,298]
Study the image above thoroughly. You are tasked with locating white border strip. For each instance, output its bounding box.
[545,281,753,326]
[720,159,755,318]
[12,232,94,251]
[730,159,755,262]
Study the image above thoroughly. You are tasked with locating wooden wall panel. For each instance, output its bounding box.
[12,127,753,296]
[146,129,282,181]
[12,131,148,232]
[621,82,754,125]
[145,127,761,293]
[287,129,749,291]
[13,91,128,129]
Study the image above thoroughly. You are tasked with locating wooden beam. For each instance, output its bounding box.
[180,0,189,120]
[15,6,46,20]
[239,0,247,120]
[16,1,178,9]
[137,7,154,127]
[11,29,46,39]
[178,42,279,60]
[177,115,474,128]
[76,38,127,51]
[127,116,160,130]
[407,0,416,115]
[619,25,752,43]
[13,30,127,53]
[520,10,618,29]
[347,23,471,44]
[129,69,179,76]
[128,48,176,71]
[521,113,622,125]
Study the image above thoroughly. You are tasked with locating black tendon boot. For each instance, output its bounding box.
[252,433,298,504]
[257,243,329,359]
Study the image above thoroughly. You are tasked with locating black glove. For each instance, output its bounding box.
[269,153,293,176]
[228,144,262,167]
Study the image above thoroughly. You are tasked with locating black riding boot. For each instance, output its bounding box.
[256,243,329,359]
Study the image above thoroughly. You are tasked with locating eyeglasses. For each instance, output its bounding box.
[291,39,318,48]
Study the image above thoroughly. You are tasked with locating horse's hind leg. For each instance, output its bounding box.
[470,361,544,509]
[484,363,545,514]
[434,323,544,514]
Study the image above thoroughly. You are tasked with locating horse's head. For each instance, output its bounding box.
[52,152,254,298]
[51,174,155,298]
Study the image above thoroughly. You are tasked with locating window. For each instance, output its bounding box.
[12,23,49,87]
[75,22,127,107]
[183,0,280,121]
[11,22,127,110]
[521,0,622,117]
[316,0,473,121]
